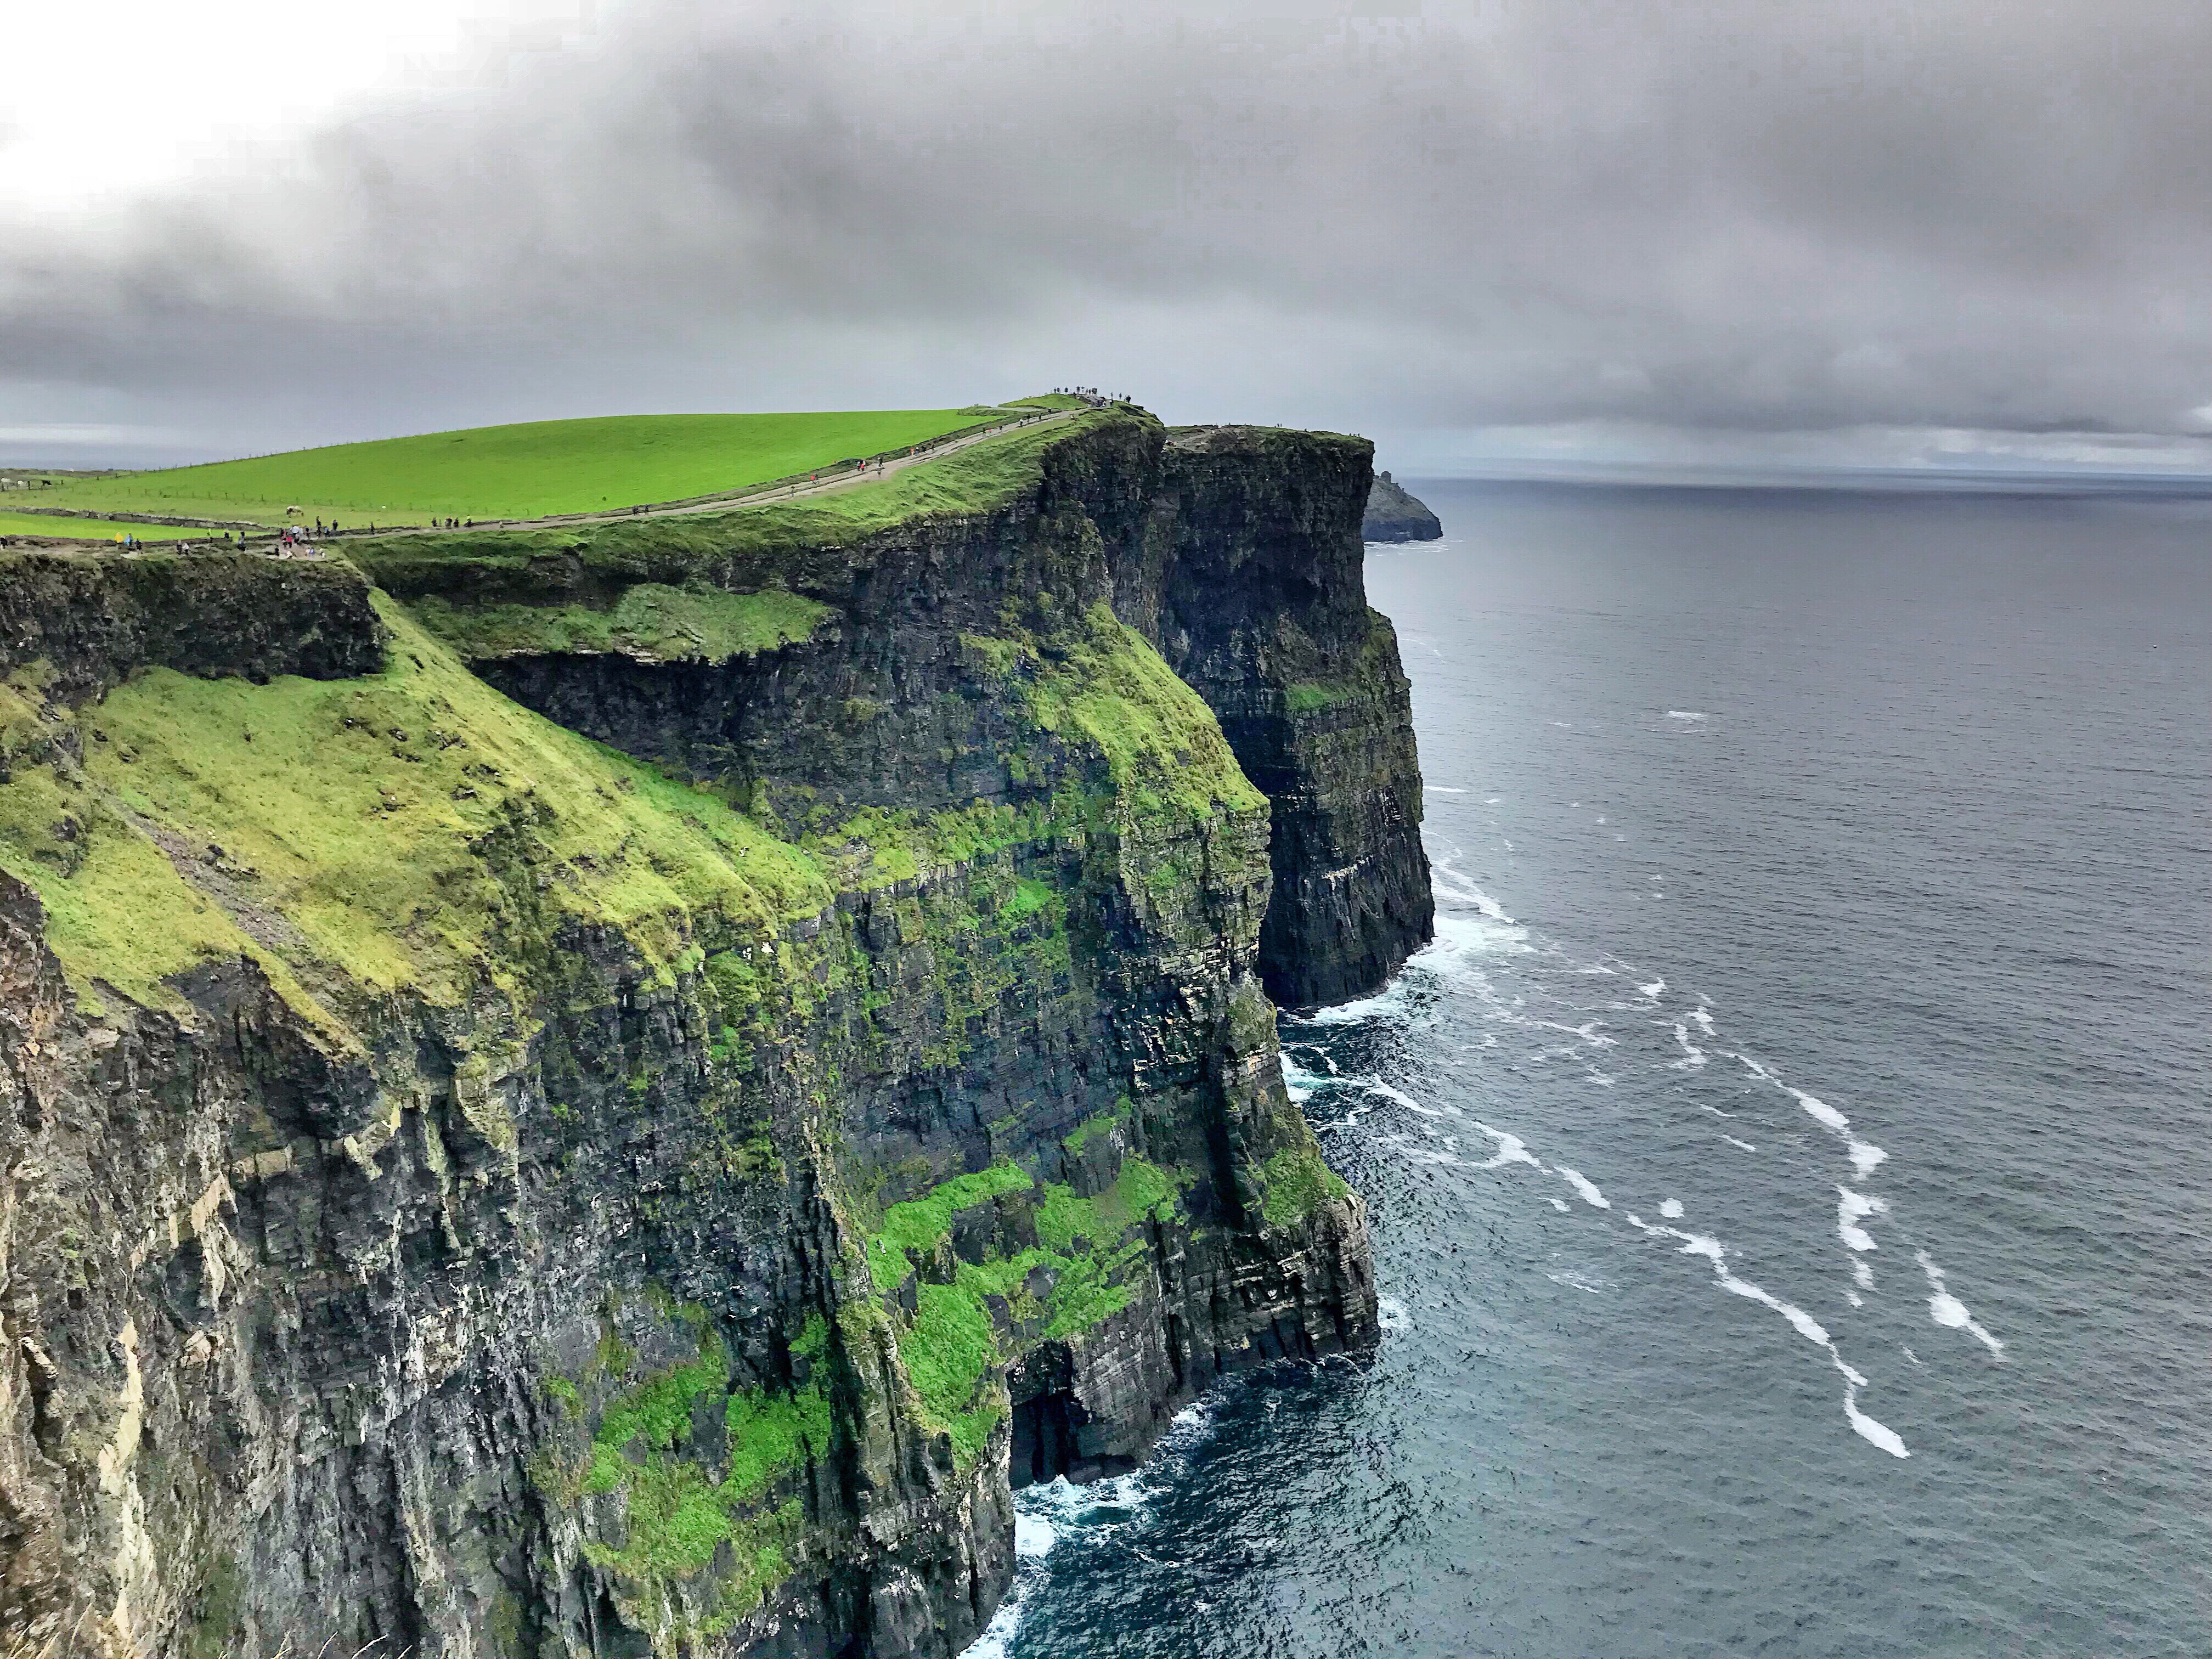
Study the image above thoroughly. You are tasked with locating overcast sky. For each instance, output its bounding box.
[4,0,2207,476]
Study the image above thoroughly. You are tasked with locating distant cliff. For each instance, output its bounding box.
[1361,470,1442,542]
[0,409,1430,1659]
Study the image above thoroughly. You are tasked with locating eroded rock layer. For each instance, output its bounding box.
[0,409,1426,1659]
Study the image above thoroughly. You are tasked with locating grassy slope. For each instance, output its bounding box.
[0,511,210,542]
[28,409,1009,527]
[0,599,828,1035]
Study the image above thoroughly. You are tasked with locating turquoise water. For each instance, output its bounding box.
[974,483,2211,1657]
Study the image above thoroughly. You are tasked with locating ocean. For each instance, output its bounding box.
[967,479,2212,1657]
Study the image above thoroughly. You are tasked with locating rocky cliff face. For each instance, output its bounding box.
[1360,471,1443,543]
[1123,428,1434,1007]
[0,411,1428,1659]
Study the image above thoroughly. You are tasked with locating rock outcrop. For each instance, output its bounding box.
[1124,428,1432,1007]
[1360,470,1443,543]
[0,409,1429,1658]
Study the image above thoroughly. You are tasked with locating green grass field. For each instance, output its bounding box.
[347,406,1132,601]
[26,408,1015,528]
[0,511,213,543]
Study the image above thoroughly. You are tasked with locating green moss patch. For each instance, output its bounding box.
[560,1329,828,1633]
[995,603,1268,827]
[1259,1143,1352,1230]
[409,584,833,664]
[866,1153,1187,1468]
[1284,681,1355,714]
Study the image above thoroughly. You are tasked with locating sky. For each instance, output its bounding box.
[4,0,2208,479]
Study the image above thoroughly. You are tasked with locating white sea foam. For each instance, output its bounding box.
[1666,710,1711,721]
[1548,1269,1608,1295]
[1427,786,1468,793]
[1916,1250,2005,1357]
[1772,1080,1889,1178]
[1660,1198,1684,1220]
[1624,1210,1908,1455]
[1348,1078,1442,1121]
[1548,1197,1568,1211]
[1484,795,1501,804]
[1836,1187,1889,1253]
[1689,1007,1716,1035]
[1307,984,1407,1025]
[1430,867,1519,927]
[1469,1120,1545,1172]
[960,1593,1024,1658]
[1279,1054,1324,1103]
[1723,1135,1758,1153]
[1584,1070,1617,1087]
[1853,1258,1875,1289]
[1668,1021,1708,1069]
[1845,1388,1911,1458]
[1555,1167,1611,1209]
[1377,1295,1413,1335]
[1014,1514,1056,1559]
[1698,1103,1737,1119]
[1791,1088,1850,1133]
[1903,1346,1921,1366]
[1718,1271,1831,1346]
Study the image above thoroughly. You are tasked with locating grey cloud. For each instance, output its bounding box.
[3,0,2205,461]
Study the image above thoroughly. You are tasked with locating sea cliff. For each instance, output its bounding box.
[0,408,1430,1657]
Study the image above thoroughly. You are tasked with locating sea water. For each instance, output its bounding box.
[970,482,2211,1657]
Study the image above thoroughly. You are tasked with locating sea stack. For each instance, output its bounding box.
[1362,470,1443,541]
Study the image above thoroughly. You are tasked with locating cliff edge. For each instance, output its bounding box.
[0,409,1429,1658]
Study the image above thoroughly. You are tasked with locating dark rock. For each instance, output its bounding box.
[1361,470,1443,542]
[1128,427,1435,1006]
[0,548,385,704]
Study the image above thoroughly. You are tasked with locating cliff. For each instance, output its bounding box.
[1360,471,1443,543]
[0,409,1429,1658]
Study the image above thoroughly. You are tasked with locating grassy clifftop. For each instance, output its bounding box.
[18,407,1018,528]
[345,405,1132,607]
